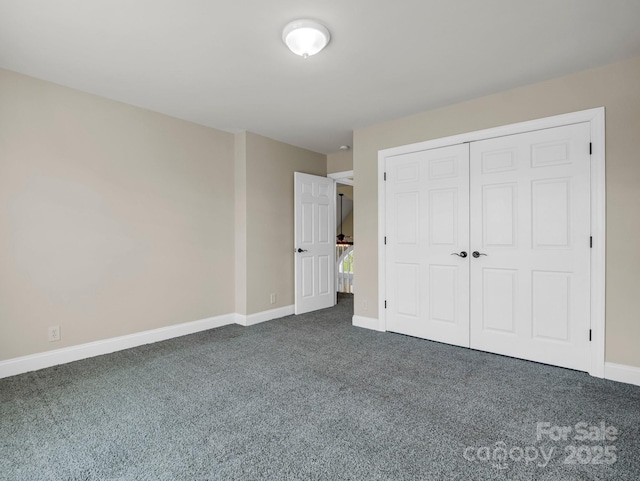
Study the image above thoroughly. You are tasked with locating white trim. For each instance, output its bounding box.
[235,304,295,326]
[352,315,385,332]
[337,244,354,265]
[604,362,640,387]
[379,109,603,158]
[378,140,387,334]
[0,304,299,380]
[0,313,236,379]
[328,170,354,186]
[589,109,606,378]
[378,107,606,378]
[336,244,355,295]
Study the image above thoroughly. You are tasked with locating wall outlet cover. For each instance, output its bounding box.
[48,325,61,342]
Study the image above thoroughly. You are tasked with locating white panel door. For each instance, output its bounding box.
[294,172,335,315]
[385,144,470,346]
[469,123,591,371]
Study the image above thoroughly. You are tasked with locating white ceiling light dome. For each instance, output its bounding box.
[282,19,330,58]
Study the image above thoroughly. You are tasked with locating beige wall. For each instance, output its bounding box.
[327,150,353,174]
[0,69,235,361]
[354,55,640,368]
[337,184,353,199]
[0,69,326,361]
[242,132,326,315]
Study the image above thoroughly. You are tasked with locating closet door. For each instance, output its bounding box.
[469,123,591,371]
[385,144,470,347]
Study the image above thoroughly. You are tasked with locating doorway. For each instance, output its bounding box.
[329,170,355,300]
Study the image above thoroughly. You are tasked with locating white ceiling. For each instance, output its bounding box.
[1,0,639,154]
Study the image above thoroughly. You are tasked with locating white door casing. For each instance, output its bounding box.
[377,108,605,377]
[385,144,470,346]
[469,123,591,371]
[294,172,336,315]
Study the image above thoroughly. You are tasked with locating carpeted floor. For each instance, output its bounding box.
[1,294,639,480]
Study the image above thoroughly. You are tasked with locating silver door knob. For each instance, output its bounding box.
[472,251,487,258]
[451,251,467,258]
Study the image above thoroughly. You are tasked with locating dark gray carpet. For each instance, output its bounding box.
[1,294,639,480]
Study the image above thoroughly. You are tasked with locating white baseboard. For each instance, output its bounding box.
[0,305,298,379]
[1,304,298,379]
[7,308,636,388]
[604,362,640,387]
[235,304,294,327]
[352,315,385,332]
[0,313,236,380]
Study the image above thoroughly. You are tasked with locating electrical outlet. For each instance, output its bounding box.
[48,325,61,342]
[362,300,368,310]
[270,293,277,305]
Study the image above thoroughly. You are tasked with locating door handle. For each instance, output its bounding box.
[472,251,487,258]
[297,248,308,253]
[451,251,467,258]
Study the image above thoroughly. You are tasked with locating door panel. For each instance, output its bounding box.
[302,257,314,297]
[395,192,419,244]
[482,268,517,333]
[532,179,571,248]
[469,122,591,371]
[318,255,330,295]
[385,144,470,346]
[396,263,419,317]
[532,271,571,341]
[429,189,457,245]
[295,172,335,314]
[429,265,458,323]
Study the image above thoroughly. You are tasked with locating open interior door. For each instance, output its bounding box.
[294,172,336,315]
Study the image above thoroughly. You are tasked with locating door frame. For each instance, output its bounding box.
[377,107,606,377]
[327,170,354,186]
[330,171,355,302]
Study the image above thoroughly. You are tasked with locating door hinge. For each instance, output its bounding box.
[589,142,592,155]
[590,236,593,248]
[384,172,387,181]
[589,329,592,342]
[384,236,387,245]
[384,300,387,309]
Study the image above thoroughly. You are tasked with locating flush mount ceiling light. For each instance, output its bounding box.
[282,19,330,58]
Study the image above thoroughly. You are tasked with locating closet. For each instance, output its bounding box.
[383,122,592,371]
